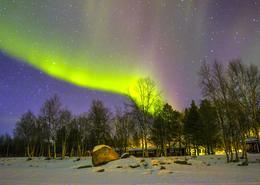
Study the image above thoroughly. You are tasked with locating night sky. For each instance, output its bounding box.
[0,0,259,135]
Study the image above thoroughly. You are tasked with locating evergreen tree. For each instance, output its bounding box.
[151,103,182,156]
[184,100,202,156]
[199,99,219,154]
[88,100,111,147]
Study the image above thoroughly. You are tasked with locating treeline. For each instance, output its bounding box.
[0,60,259,163]
[0,96,219,159]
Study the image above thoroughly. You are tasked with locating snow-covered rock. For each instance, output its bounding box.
[92,145,119,166]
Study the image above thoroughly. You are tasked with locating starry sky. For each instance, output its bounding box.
[0,0,259,135]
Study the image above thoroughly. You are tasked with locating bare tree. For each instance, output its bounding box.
[113,107,135,154]
[130,77,160,157]
[200,61,233,162]
[14,110,37,158]
[200,59,260,163]
[39,94,61,159]
[227,60,260,162]
[76,115,89,157]
[58,109,72,159]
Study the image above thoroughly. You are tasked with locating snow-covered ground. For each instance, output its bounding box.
[0,154,259,185]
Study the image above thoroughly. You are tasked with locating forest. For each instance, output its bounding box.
[0,60,259,164]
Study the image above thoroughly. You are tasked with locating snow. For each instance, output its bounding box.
[93,145,112,153]
[0,154,260,185]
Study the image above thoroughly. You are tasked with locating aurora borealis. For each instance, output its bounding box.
[0,0,259,134]
[0,1,147,95]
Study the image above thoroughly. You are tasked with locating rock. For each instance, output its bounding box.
[77,165,92,169]
[160,166,166,170]
[142,162,149,168]
[143,170,153,175]
[158,158,173,165]
[157,170,173,175]
[151,159,159,166]
[73,158,81,162]
[140,159,145,163]
[92,145,119,166]
[96,168,105,172]
[238,161,248,166]
[29,164,39,168]
[174,160,192,165]
[121,153,130,159]
[129,164,140,168]
[93,167,105,172]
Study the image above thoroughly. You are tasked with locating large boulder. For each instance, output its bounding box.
[92,145,119,166]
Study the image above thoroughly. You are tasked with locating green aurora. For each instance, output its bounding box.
[0,1,155,103]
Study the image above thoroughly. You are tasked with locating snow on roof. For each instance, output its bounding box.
[128,147,157,151]
[245,137,259,143]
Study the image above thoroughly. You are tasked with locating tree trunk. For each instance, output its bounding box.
[53,142,56,159]
[70,147,74,157]
[77,143,81,157]
[196,145,200,156]
[26,144,31,158]
[250,127,260,153]
[234,147,239,162]
[244,148,248,165]
[210,144,214,154]
[47,143,51,158]
[207,144,210,155]
[81,144,85,157]
[230,149,233,162]
[241,136,248,164]
[39,143,44,157]
[31,145,36,157]
[124,140,127,153]
[188,141,191,156]
[225,150,230,163]
[224,141,230,163]
[144,136,148,157]
[62,142,66,159]
[35,145,39,157]
[141,135,144,157]
[163,142,167,157]
[6,144,10,157]
[168,141,171,156]
[179,139,182,156]
[156,145,160,157]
